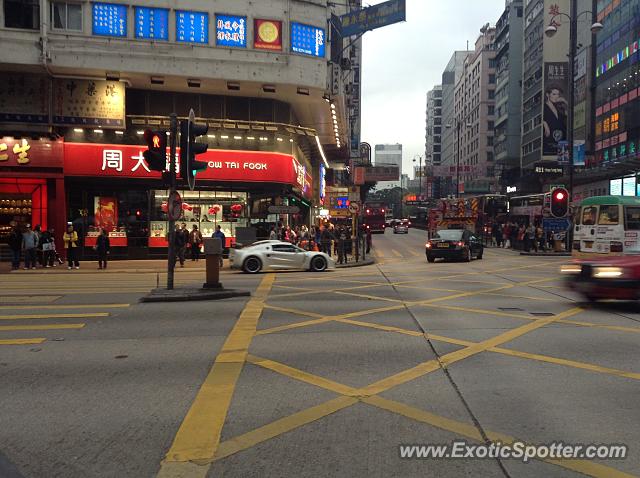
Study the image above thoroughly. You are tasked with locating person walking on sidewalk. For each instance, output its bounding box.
[40,227,56,267]
[172,224,187,268]
[63,224,80,269]
[96,228,110,269]
[8,224,22,270]
[189,225,203,261]
[22,224,38,270]
[213,225,226,268]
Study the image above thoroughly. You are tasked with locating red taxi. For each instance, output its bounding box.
[561,255,640,301]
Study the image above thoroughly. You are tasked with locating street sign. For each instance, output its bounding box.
[348,202,360,214]
[167,190,182,221]
[542,217,571,231]
[268,205,300,215]
[339,0,406,37]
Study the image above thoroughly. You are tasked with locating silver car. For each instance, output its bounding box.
[230,240,335,273]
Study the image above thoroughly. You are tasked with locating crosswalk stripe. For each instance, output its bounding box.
[391,249,402,257]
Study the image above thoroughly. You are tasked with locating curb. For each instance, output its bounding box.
[519,252,571,257]
[335,258,375,268]
[140,287,250,303]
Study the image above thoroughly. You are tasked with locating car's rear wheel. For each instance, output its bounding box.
[310,255,327,272]
[427,255,435,263]
[477,250,483,260]
[464,248,472,262]
[243,256,262,274]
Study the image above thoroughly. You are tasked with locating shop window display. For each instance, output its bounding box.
[150,190,248,247]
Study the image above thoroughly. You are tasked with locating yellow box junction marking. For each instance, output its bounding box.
[0,312,108,321]
[0,338,46,345]
[0,303,129,310]
[158,274,275,475]
[0,324,85,332]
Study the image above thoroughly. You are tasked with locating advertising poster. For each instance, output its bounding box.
[291,22,325,57]
[0,73,49,123]
[53,79,125,127]
[254,19,282,51]
[216,14,247,48]
[176,11,208,44]
[134,7,169,40]
[92,2,127,37]
[94,197,117,233]
[542,0,570,160]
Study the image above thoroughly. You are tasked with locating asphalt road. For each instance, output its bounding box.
[0,230,639,478]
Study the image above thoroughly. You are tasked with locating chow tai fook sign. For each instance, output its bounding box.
[63,143,313,198]
[353,165,400,185]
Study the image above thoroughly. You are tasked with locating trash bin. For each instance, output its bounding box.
[553,232,563,252]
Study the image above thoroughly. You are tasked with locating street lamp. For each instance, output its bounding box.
[413,155,423,197]
[544,1,603,203]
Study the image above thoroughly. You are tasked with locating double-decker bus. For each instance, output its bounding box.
[508,193,547,225]
[362,202,387,233]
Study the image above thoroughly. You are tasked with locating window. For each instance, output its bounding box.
[488,105,495,115]
[487,136,494,146]
[625,207,640,230]
[488,121,494,130]
[272,244,299,253]
[488,89,495,99]
[4,0,40,29]
[598,205,619,225]
[581,206,597,225]
[489,74,496,84]
[52,2,82,31]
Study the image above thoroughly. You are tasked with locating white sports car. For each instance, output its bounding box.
[230,240,335,273]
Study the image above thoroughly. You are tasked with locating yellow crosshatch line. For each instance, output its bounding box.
[0,323,85,332]
[209,307,634,477]
[157,259,636,478]
[0,312,109,320]
[0,303,129,310]
[0,338,46,345]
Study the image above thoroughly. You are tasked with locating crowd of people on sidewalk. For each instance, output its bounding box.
[488,221,566,252]
[7,221,111,271]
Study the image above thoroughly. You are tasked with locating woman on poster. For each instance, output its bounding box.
[542,86,568,156]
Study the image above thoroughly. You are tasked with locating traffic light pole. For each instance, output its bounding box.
[167,113,177,290]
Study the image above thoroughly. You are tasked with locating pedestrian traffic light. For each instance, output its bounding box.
[143,129,167,172]
[550,187,569,217]
[179,112,208,190]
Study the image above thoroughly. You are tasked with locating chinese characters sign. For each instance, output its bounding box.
[176,10,208,44]
[339,0,406,37]
[254,19,282,51]
[216,14,247,48]
[0,138,64,169]
[92,3,127,37]
[135,7,168,40]
[0,73,49,123]
[53,79,125,127]
[291,22,325,57]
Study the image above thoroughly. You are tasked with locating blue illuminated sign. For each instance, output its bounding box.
[92,3,127,37]
[291,22,325,57]
[176,10,209,44]
[135,7,168,40]
[216,14,247,48]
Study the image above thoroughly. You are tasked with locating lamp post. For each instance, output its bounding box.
[413,155,423,197]
[544,2,603,203]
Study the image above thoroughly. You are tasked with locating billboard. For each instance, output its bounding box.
[542,0,570,160]
[339,0,406,37]
[254,19,282,50]
[176,11,208,44]
[353,166,400,183]
[291,22,325,57]
[134,7,168,40]
[216,14,247,48]
[92,3,127,37]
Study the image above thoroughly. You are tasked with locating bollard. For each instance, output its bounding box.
[203,237,223,289]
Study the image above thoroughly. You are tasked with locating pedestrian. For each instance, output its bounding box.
[63,223,80,269]
[492,223,502,248]
[535,224,545,252]
[366,227,372,254]
[213,225,226,268]
[96,228,110,269]
[502,223,510,248]
[33,224,42,267]
[337,227,347,264]
[40,227,55,267]
[189,225,203,261]
[320,226,332,257]
[22,224,38,270]
[8,223,22,270]
[173,224,187,267]
[524,224,535,252]
[269,226,277,240]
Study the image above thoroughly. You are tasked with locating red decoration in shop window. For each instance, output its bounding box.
[161,201,168,212]
[208,205,222,215]
[230,204,243,213]
[181,202,193,211]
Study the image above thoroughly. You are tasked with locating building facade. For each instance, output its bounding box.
[454,27,497,195]
[438,50,471,197]
[374,144,402,190]
[493,0,524,192]
[0,0,353,257]
[425,85,443,166]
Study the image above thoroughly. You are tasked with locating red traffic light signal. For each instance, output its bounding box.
[550,187,569,218]
[143,129,167,172]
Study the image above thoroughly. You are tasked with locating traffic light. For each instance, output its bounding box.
[143,130,167,172]
[550,187,569,217]
[179,114,208,190]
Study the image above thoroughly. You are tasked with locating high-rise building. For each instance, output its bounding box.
[493,0,524,191]
[426,85,443,166]
[439,51,471,197]
[374,144,402,190]
[454,26,497,195]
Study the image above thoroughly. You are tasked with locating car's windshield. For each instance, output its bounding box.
[434,230,463,240]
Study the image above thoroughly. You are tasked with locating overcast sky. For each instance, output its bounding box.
[360,0,505,176]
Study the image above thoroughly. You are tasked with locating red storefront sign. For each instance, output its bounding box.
[0,137,64,170]
[63,143,313,198]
